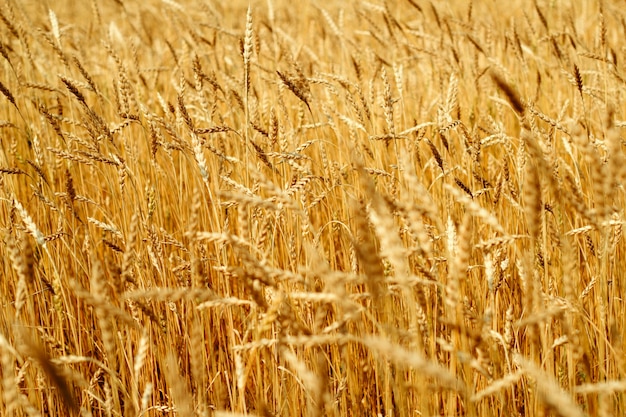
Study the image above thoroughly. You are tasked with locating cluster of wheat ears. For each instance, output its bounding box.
[0,0,625,416]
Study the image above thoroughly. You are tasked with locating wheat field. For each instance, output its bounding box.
[0,0,625,416]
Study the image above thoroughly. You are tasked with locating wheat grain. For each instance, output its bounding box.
[515,355,585,417]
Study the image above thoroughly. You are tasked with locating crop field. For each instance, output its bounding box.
[1,0,625,416]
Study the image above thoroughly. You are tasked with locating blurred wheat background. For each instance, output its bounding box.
[1,0,625,416]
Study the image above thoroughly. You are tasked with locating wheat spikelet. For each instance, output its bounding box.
[515,355,585,417]
[88,257,120,414]
[523,157,542,242]
[445,184,505,233]
[450,214,471,322]
[351,200,385,301]
[129,329,149,414]
[381,67,395,141]
[21,337,80,415]
[0,80,17,109]
[491,71,525,115]
[243,5,253,97]
[425,137,445,174]
[0,334,19,415]
[147,224,164,272]
[471,370,524,402]
[280,347,325,415]
[189,317,208,408]
[12,198,45,247]
[192,132,210,186]
[59,75,87,106]
[277,70,311,113]
[6,233,34,317]
[575,380,626,395]
[87,217,123,238]
[363,335,465,392]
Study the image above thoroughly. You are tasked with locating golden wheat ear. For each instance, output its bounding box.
[1,0,625,415]
[21,337,80,416]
